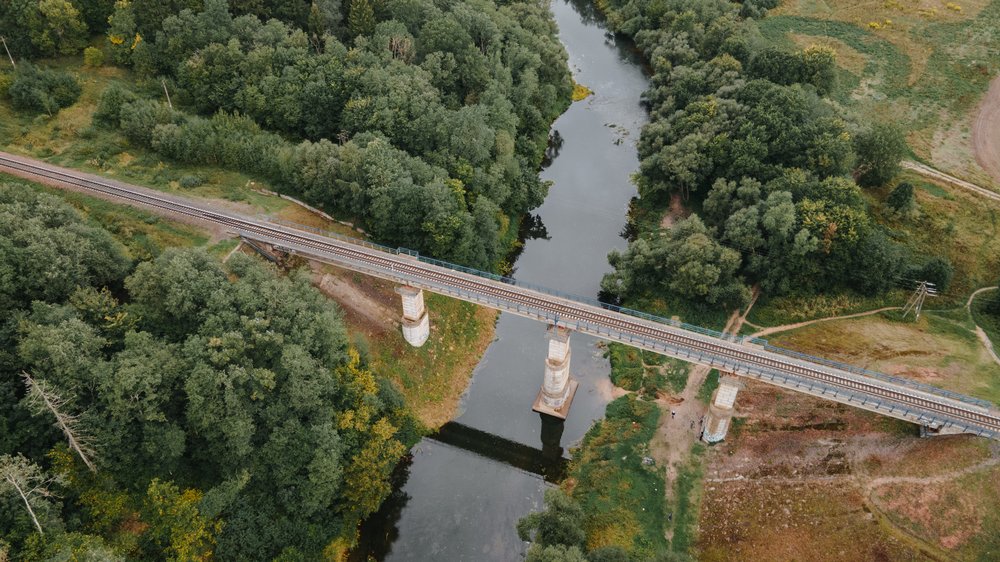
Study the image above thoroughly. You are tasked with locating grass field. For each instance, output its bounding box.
[760,0,1000,185]
[769,310,1000,405]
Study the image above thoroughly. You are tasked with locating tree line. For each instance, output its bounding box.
[0,183,416,561]
[1,0,573,270]
[597,0,950,312]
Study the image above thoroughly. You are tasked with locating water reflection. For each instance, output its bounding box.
[541,130,565,169]
[351,0,650,557]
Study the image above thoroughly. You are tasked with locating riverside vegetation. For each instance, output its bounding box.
[517,0,998,558]
[0,0,574,559]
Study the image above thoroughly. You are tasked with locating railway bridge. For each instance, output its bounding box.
[3,152,999,442]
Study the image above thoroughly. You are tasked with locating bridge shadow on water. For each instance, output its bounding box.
[348,416,569,561]
[430,417,569,483]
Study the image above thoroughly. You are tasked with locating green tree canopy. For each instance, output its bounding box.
[854,123,907,187]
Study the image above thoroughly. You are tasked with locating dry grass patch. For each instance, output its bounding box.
[769,313,1000,404]
[698,480,919,562]
[696,378,999,561]
[872,466,1000,555]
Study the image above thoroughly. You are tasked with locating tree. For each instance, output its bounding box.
[886,181,916,217]
[0,454,60,535]
[6,63,81,115]
[854,123,907,187]
[35,0,88,55]
[0,182,130,310]
[911,256,954,292]
[526,544,588,562]
[141,479,219,561]
[106,0,138,66]
[21,373,97,473]
[3,0,88,57]
[517,488,586,549]
[348,0,376,38]
[83,47,105,67]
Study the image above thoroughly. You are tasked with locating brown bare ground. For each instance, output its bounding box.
[973,76,1000,185]
[697,376,1000,561]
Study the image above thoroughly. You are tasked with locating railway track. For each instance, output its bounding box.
[3,152,999,439]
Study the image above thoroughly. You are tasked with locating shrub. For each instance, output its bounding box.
[84,46,105,67]
[910,256,954,292]
[7,63,81,115]
[886,181,916,217]
[93,83,138,127]
[178,175,202,188]
[0,72,11,98]
[117,99,180,145]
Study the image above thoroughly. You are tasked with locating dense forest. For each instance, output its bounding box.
[0,183,417,560]
[1,0,573,270]
[595,0,952,313]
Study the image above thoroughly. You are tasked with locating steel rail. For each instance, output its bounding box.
[3,153,998,438]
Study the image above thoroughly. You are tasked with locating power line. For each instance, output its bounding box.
[901,280,937,320]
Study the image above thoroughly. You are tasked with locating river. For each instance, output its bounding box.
[352,1,649,558]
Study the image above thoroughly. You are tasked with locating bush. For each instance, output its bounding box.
[84,47,105,67]
[910,256,954,292]
[178,175,203,188]
[6,63,81,115]
[886,181,916,217]
[93,83,138,127]
[0,72,12,98]
[117,99,180,145]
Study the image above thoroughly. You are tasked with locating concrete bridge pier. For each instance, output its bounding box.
[702,375,744,443]
[396,286,430,347]
[532,325,579,419]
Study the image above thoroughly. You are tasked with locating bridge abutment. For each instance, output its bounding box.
[702,375,743,443]
[532,325,579,419]
[396,286,430,347]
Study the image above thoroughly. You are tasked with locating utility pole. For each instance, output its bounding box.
[901,280,937,320]
[1,36,15,68]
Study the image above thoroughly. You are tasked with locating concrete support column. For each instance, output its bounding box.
[396,286,430,347]
[532,325,579,419]
[702,375,743,443]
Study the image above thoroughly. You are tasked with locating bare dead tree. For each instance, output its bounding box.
[22,373,98,473]
[0,36,14,68]
[0,454,60,535]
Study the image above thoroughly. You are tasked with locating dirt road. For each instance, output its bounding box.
[902,160,1000,202]
[974,76,1000,186]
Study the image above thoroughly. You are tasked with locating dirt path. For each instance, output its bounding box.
[973,76,1000,186]
[902,160,1000,202]
[967,286,1000,367]
[747,306,901,339]
[702,454,1000,487]
[651,289,758,541]
[966,286,998,310]
[659,193,688,229]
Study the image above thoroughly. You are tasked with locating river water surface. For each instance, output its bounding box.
[353,1,649,558]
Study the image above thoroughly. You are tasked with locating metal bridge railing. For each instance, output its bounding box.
[266,218,994,411]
